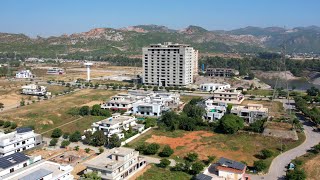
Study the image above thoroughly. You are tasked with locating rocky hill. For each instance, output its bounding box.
[0,25,320,59]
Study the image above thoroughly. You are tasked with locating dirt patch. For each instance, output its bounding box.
[303,154,320,180]
[146,131,213,149]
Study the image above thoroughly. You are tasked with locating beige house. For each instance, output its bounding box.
[212,88,244,105]
[231,104,269,123]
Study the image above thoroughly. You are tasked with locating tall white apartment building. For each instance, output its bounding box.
[142,42,198,87]
[0,127,42,157]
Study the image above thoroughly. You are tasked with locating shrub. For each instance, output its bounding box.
[159,145,174,157]
[10,122,17,129]
[61,140,70,148]
[63,133,70,139]
[190,162,205,175]
[135,143,147,152]
[51,128,63,138]
[254,160,267,172]
[49,138,58,146]
[74,146,80,151]
[85,148,91,153]
[261,149,274,159]
[69,131,82,142]
[185,152,198,162]
[158,158,171,168]
[99,147,104,154]
[79,106,90,116]
[286,168,306,180]
[3,121,11,128]
[144,143,160,155]
[0,120,4,126]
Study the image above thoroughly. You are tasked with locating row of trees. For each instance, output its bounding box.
[67,104,111,117]
[294,96,320,125]
[135,143,174,157]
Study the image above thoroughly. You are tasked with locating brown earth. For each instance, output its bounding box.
[303,155,320,180]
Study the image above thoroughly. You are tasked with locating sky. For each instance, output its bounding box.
[1,0,320,37]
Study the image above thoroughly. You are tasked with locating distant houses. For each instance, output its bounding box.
[200,83,231,92]
[212,88,244,105]
[21,84,50,96]
[15,70,33,79]
[47,67,65,75]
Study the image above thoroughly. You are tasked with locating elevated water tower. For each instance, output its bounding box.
[84,62,93,82]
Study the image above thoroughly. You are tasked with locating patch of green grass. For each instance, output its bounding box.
[180,95,201,103]
[137,165,191,180]
[247,89,272,96]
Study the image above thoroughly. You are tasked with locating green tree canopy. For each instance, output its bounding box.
[219,114,244,134]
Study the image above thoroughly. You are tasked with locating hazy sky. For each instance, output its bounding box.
[1,0,319,37]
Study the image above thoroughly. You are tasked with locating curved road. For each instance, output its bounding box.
[251,114,320,180]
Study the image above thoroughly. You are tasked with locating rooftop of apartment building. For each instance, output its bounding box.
[147,42,191,48]
[232,104,268,112]
[0,128,35,143]
[214,88,241,94]
[0,152,29,170]
[99,114,136,125]
[85,147,138,171]
[2,160,73,180]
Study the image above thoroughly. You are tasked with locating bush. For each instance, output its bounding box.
[204,155,216,165]
[144,143,160,155]
[190,162,205,175]
[69,131,82,142]
[79,106,90,116]
[254,160,267,172]
[185,152,198,162]
[63,133,70,139]
[158,158,171,168]
[0,120,4,126]
[74,146,80,151]
[61,140,70,148]
[10,122,17,129]
[51,128,63,138]
[159,145,174,157]
[135,143,147,152]
[171,162,185,171]
[49,138,58,146]
[145,118,157,128]
[85,148,91,153]
[286,168,306,180]
[99,147,104,154]
[261,149,274,159]
[3,121,11,128]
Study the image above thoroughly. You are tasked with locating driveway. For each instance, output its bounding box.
[251,114,320,180]
[141,155,176,167]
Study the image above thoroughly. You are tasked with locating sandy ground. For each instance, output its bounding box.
[253,70,300,80]
[303,155,320,180]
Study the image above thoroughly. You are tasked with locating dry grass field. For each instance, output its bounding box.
[128,129,303,166]
[302,154,320,180]
[0,89,118,134]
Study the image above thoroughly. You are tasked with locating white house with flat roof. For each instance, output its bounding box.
[21,84,48,96]
[85,147,147,180]
[0,127,42,157]
[212,88,244,105]
[200,83,231,92]
[231,104,268,124]
[1,159,73,180]
[15,70,33,79]
[91,114,142,139]
[47,67,64,75]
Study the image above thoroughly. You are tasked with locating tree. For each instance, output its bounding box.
[226,104,233,114]
[254,160,267,172]
[79,106,90,116]
[261,149,274,159]
[219,114,244,134]
[3,121,11,128]
[91,104,102,116]
[182,104,205,118]
[135,143,147,152]
[144,143,160,155]
[286,169,306,180]
[61,140,70,148]
[307,86,319,96]
[82,172,102,180]
[20,98,25,106]
[159,145,174,157]
[159,111,180,131]
[204,156,216,165]
[10,122,17,129]
[171,162,185,171]
[185,152,198,162]
[51,128,63,138]
[153,86,159,91]
[190,162,205,175]
[249,119,266,133]
[158,158,171,168]
[85,148,91,153]
[145,118,157,128]
[63,133,69,139]
[108,134,121,148]
[69,131,82,142]
[99,147,104,154]
[49,138,58,146]
[91,130,106,146]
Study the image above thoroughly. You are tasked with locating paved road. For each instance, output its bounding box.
[251,114,320,180]
[141,156,176,167]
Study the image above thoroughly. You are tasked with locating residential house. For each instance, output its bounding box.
[212,88,244,105]
[15,70,33,79]
[0,127,42,157]
[47,67,65,75]
[21,84,48,96]
[200,83,231,92]
[85,147,147,180]
[91,114,142,139]
[231,104,268,123]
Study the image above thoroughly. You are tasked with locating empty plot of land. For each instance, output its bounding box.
[0,89,117,134]
[302,154,320,180]
[129,129,300,166]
